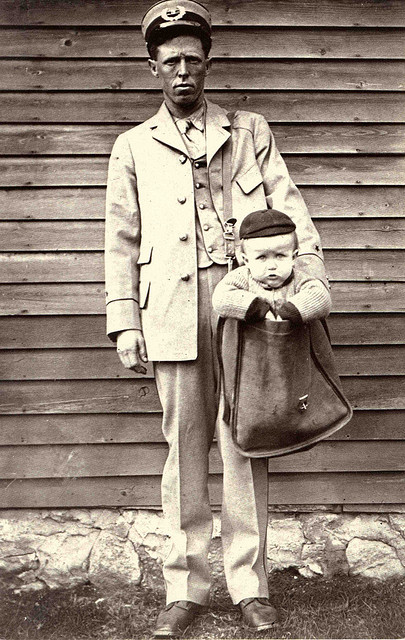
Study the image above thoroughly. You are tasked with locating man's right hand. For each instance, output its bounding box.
[116,329,148,374]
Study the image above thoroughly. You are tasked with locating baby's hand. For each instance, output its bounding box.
[265,309,283,322]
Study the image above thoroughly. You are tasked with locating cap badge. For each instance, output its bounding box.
[161,5,186,21]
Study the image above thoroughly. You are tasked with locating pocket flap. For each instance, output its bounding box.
[236,165,263,195]
[139,279,150,309]
[137,244,153,265]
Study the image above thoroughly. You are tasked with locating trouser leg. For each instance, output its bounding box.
[216,378,270,604]
[154,265,226,606]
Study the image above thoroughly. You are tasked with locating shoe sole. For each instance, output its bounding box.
[244,616,278,631]
[254,621,278,631]
[153,624,191,638]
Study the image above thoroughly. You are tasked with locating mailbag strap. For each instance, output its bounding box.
[222,111,237,272]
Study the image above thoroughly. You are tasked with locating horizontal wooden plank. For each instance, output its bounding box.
[0,379,162,414]
[1,0,404,27]
[1,344,402,380]
[0,376,402,414]
[0,187,106,220]
[1,155,405,188]
[343,504,405,512]
[1,313,403,350]
[1,250,403,284]
[303,186,405,218]
[328,313,405,345]
[1,282,404,316]
[0,472,404,509]
[346,376,405,410]
[4,59,404,91]
[1,27,404,59]
[325,250,405,281]
[2,186,404,220]
[1,91,403,123]
[2,441,405,479]
[0,410,402,446]
[2,124,404,155]
[0,348,153,380]
[2,219,404,251]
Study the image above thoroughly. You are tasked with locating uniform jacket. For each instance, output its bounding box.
[105,99,327,361]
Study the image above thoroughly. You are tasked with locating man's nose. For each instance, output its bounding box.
[177,59,189,77]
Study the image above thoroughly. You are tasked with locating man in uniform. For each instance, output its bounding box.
[105,1,328,636]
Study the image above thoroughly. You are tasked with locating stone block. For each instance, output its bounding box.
[346,538,405,579]
[267,516,305,570]
[88,531,141,591]
[36,531,99,589]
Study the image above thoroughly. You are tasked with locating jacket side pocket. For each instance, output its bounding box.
[138,244,153,309]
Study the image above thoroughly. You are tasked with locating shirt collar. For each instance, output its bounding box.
[173,102,205,132]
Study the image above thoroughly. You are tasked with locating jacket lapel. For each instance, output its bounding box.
[149,99,232,216]
[149,102,188,155]
[205,100,231,167]
[205,100,232,215]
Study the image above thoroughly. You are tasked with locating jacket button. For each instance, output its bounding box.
[203,223,210,231]
[195,182,202,189]
[179,234,188,241]
[195,162,200,168]
[207,246,213,253]
[179,155,187,164]
[180,273,190,281]
[177,196,186,204]
[199,203,206,210]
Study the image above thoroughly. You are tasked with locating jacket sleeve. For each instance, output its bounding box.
[105,133,142,341]
[252,114,329,287]
[277,278,332,323]
[212,268,271,322]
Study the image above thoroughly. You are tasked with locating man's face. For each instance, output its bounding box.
[242,234,297,289]
[148,35,211,114]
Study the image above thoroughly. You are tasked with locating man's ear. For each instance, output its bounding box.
[241,252,248,265]
[148,58,159,78]
[205,57,212,76]
[293,249,299,259]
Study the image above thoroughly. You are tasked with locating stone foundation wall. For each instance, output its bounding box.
[1,508,405,592]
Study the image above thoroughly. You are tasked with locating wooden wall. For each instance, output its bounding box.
[0,0,404,511]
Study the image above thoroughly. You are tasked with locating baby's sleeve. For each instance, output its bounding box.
[212,268,272,322]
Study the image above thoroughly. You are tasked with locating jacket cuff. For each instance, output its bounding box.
[245,297,272,323]
[277,301,302,323]
[106,298,142,342]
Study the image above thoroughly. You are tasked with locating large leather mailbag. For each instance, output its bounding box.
[217,317,353,458]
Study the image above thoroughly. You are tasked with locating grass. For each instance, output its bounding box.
[1,568,404,639]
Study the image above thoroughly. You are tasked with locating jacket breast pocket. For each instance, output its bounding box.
[137,244,153,309]
[236,164,263,195]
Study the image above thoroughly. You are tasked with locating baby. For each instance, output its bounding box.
[212,209,331,324]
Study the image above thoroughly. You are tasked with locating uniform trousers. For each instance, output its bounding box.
[154,264,269,606]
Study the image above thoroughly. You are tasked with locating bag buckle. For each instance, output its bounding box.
[298,394,309,411]
[223,217,237,270]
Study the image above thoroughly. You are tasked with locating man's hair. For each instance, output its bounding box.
[147,25,212,59]
[241,231,299,254]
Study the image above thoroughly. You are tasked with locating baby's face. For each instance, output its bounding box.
[242,234,297,288]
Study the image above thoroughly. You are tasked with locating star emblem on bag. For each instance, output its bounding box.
[161,5,186,21]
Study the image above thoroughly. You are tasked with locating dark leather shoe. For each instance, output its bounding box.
[154,600,204,638]
[239,597,278,630]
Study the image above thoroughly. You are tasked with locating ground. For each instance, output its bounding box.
[1,564,404,639]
